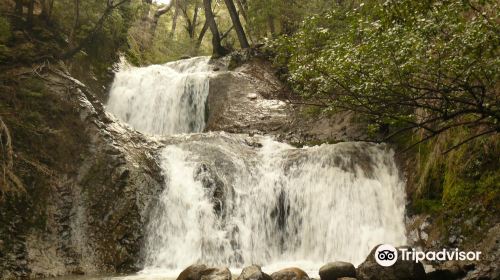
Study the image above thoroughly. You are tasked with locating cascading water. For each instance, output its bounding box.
[141,136,406,276]
[107,57,211,135]
[106,57,407,278]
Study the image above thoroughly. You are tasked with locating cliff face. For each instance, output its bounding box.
[0,56,369,279]
[205,56,368,145]
[0,63,164,279]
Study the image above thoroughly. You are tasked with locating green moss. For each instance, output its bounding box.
[0,16,11,43]
[440,133,500,212]
[407,127,500,244]
[412,198,443,214]
[23,77,46,92]
[19,88,44,98]
[301,105,323,116]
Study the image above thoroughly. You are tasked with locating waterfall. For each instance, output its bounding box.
[141,136,406,276]
[106,57,407,278]
[107,57,211,135]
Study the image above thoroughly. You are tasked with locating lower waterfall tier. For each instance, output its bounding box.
[142,133,407,276]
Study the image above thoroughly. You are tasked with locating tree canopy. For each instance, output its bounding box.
[1,0,498,149]
[271,0,499,150]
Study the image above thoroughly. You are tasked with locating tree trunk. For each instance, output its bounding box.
[69,0,80,46]
[203,0,228,57]
[267,15,276,38]
[27,0,35,28]
[235,0,248,23]
[180,6,194,39]
[234,0,254,43]
[151,2,174,36]
[223,0,249,48]
[191,2,199,38]
[40,0,49,23]
[60,0,131,59]
[195,20,209,50]
[14,0,23,16]
[170,0,179,37]
[48,0,55,21]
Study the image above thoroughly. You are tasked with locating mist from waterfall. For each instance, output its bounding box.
[106,57,407,278]
[106,57,211,135]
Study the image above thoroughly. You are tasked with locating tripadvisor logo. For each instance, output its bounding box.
[374,244,482,267]
[375,244,398,267]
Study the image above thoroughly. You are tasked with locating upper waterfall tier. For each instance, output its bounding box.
[106,57,212,135]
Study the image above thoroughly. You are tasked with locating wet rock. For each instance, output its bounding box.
[194,163,227,217]
[460,224,500,280]
[319,262,356,280]
[206,58,367,144]
[271,267,309,280]
[247,93,259,100]
[177,264,209,280]
[201,267,232,280]
[177,265,232,280]
[356,246,426,280]
[237,265,272,280]
[0,64,164,278]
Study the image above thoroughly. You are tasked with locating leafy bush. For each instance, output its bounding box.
[271,0,500,146]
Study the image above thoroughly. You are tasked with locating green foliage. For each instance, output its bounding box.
[0,16,11,60]
[0,16,11,43]
[126,0,213,65]
[247,0,339,38]
[409,127,499,221]
[268,1,500,243]
[271,0,500,136]
[412,198,443,214]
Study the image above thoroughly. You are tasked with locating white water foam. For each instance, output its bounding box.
[106,57,211,135]
[105,58,407,280]
[140,137,406,278]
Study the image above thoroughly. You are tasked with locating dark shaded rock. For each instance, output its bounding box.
[427,270,462,280]
[237,265,272,280]
[338,278,357,280]
[271,267,309,280]
[0,64,164,279]
[319,262,356,280]
[462,224,500,280]
[427,261,467,280]
[356,246,426,280]
[194,162,227,216]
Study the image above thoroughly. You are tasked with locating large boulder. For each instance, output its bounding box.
[319,262,356,280]
[356,246,426,280]
[237,265,272,280]
[426,261,468,280]
[206,57,367,145]
[177,265,232,280]
[201,267,232,280]
[271,267,309,280]
[177,264,209,280]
